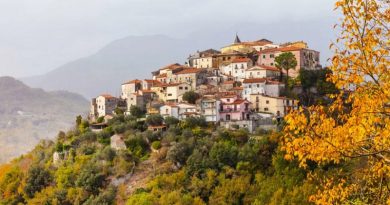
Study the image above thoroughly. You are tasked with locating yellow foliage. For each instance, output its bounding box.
[282,0,390,203]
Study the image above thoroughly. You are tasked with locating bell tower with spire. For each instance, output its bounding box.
[234,33,241,44]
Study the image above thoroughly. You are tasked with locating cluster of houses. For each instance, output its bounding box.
[89,35,321,132]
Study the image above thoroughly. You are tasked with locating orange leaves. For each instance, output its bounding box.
[282,0,390,202]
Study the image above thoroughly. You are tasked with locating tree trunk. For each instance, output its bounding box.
[279,70,283,82]
[286,69,289,88]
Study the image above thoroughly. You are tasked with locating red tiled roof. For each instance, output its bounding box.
[232,99,249,104]
[144,79,157,83]
[156,73,167,78]
[157,83,184,87]
[232,58,251,63]
[159,63,182,71]
[100,94,115,99]
[175,68,203,75]
[243,78,267,83]
[233,87,244,90]
[123,79,142,85]
[266,80,284,85]
[259,65,280,72]
[140,89,155,93]
[259,46,303,54]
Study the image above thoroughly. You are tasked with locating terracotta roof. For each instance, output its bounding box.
[223,98,251,105]
[233,87,244,90]
[144,79,158,83]
[156,73,167,78]
[159,63,182,71]
[248,65,280,72]
[140,89,155,93]
[250,94,295,100]
[243,78,267,83]
[157,83,184,87]
[175,68,203,75]
[100,94,115,99]
[232,58,251,63]
[232,99,250,104]
[123,79,142,85]
[259,46,303,54]
[266,80,284,85]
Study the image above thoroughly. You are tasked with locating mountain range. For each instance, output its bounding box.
[22,35,198,99]
[0,77,88,163]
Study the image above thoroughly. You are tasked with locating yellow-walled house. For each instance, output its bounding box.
[249,94,298,117]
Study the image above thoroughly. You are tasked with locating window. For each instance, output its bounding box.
[263,55,266,59]
[264,108,269,111]
[168,94,172,96]
[257,84,259,88]
[166,109,169,114]
[179,86,183,90]
[227,99,230,102]
[249,85,252,88]
[270,63,274,66]
[185,87,188,90]
[266,100,269,104]
[270,54,275,58]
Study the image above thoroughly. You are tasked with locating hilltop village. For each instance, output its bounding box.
[89,35,322,132]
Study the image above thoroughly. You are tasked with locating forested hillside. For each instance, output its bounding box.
[0,115,319,205]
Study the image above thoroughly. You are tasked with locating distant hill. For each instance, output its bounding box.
[0,76,88,163]
[22,35,196,99]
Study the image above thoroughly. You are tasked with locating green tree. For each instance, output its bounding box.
[183,91,200,104]
[145,114,164,126]
[76,115,82,126]
[164,116,180,126]
[24,165,52,198]
[275,52,297,86]
[130,105,144,118]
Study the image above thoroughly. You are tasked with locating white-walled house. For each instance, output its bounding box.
[121,79,142,100]
[160,103,198,120]
[245,65,280,79]
[242,78,284,100]
[220,58,253,81]
[200,96,221,122]
[95,94,118,117]
[151,83,191,103]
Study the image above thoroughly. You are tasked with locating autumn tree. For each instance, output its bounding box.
[275,52,297,85]
[282,0,390,204]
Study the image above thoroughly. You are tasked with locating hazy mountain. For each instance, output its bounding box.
[22,35,198,99]
[0,76,88,163]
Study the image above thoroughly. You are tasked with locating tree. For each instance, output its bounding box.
[282,0,390,204]
[275,52,297,86]
[24,165,52,198]
[164,116,180,126]
[130,105,144,118]
[183,91,200,104]
[76,115,82,126]
[145,114,164,126]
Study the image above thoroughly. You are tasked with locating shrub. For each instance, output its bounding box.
[151,141,162,150]
[97,116,105,123]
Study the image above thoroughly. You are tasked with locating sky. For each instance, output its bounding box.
[0,0,338,78]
